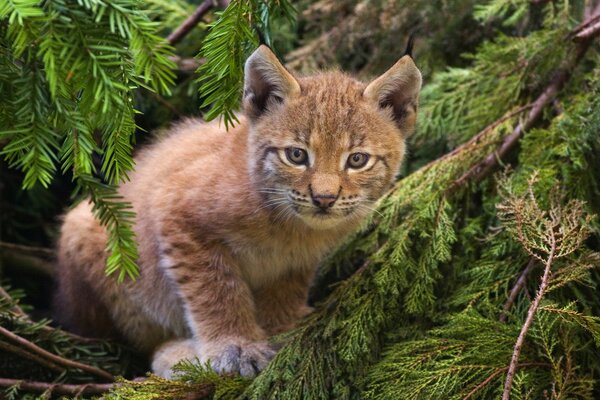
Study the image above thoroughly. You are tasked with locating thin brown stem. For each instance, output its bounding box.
[499,258,536,322]
[0,241,55,258]
[463,362,549,400]
[0,340,64,372]
[0,378,117,396]
[0,326,114,382]
[502,233,556,400]
[166,0,228,46]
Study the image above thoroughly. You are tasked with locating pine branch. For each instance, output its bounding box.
[0,378,116,397]
[499,258,536,323]
[0,326,115,382]
[166,0,228,45]
[450,12,600,191]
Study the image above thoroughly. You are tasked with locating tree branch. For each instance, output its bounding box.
[166,0,229,46]
[462,362,549,400]
[0,340,64,373]
[499,258,536,323]
[0,326,114,382]
[0,378,117,396]
[449,12,599,192]
[501,233,556,399]
[0,242,55,258]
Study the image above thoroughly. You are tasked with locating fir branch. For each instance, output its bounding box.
[0,378,116,397]
[0,326,115,382]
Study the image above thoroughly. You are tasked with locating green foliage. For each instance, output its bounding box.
[0,285,141,397]
[2,0,600,399]
[196,0,295,128]
[0,0,176,279]
[105,361,251,400]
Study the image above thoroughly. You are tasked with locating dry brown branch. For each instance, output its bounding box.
[499,258,536,323]
[0,378,117,396]
[0,340,64,373]
[449,12,600,192]
[463,362,549,400]
[166,0,228,46]
[0,242,55,258]
[425,104,532,175]
[0,242,54,276]
[169,55,206,73]
[0,326,114,382]
[501,232,556,399]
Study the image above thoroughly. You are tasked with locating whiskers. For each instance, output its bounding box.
[252,188,298,225]
[355,202,384,218]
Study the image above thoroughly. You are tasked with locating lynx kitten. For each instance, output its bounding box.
[55,45,422,378]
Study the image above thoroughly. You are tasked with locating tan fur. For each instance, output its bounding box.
[55,46,422,377]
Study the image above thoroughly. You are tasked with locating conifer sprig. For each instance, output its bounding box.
[196,0,295,129]
[1,0,176,279]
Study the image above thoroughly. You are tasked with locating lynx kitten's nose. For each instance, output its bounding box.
[311,193,338,209]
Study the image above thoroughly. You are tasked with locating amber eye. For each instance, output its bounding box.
[347,152,370,169]
[285,147,308,165]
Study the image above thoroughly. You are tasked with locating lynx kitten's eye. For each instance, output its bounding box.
[347,152,370,169]
[285,147,308,165]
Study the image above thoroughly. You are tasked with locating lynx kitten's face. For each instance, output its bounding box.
[243,47,422,230]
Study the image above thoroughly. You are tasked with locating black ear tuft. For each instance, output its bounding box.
[403,34,415,58]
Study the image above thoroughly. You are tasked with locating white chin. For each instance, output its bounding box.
[300,214,347,230]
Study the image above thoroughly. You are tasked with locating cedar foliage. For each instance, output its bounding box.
[1,0,600,399]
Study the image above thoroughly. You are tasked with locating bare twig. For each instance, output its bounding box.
[499,258,536,322]
[0,242,55,258]
[0,326,114,382]
[501,234,556,399]
[166,0,228,46]
[0,378,117,396]
[169,55,206,73]
[0,340,64,372]
[463,362,549,400]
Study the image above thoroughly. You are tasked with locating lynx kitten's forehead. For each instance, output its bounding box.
[266,72,398,143]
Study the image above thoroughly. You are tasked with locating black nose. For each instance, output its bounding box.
[311,194,337,209]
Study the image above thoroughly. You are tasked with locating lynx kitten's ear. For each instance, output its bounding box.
[363,55,422,136]
[243,45,300,120]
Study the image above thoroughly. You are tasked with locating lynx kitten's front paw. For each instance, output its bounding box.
[152,339,196,379]
[201,339,276,378]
